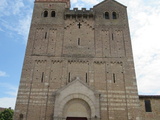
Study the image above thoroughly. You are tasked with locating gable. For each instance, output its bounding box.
[54,77,98,95]
[94,0,126,9]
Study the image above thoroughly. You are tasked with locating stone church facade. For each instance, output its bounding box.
[13,0,160,120]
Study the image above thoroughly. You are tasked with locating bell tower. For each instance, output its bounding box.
[14,0,142,120]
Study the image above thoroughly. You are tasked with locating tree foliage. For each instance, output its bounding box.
[0,108,14,120]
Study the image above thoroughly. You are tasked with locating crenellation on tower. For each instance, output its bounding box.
[64,8,94,20]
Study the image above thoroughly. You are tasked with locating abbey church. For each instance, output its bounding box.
[13,0,160,120]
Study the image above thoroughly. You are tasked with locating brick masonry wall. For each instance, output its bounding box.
[139,96,160,120]
[13,0,142,120]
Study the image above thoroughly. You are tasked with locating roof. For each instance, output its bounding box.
[94,0,127,8]
[0,107,6,112]
[139,95,160,99]
[53,77,99,95]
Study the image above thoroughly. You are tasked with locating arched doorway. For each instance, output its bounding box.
[53,80,100,120]
[63,99,91,120]
[66,117,87,120]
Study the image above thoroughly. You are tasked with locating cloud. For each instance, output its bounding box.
[1,0,24,16]
[0,27,4,32]
[0,83,17,109]
[71,0,78,4]
[15,15,32,43]
[0,0,33,43]
[71,0,103,9]
[28,0,34,3]
[81,0,100,5]
[0,97,16,109]
[0,0,24,16]
[116,0,160,95]
[1,82,17,90]
[12,0,24,15]
[0,71,7,77]
[0,0,8,15]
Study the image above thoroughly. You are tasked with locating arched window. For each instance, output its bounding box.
[112,12,117,19]
[19,114,23,120]
[51,11,56,17]
[43,11,48,17]
[104,12,109,19]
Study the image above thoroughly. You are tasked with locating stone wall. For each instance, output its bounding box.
[139,96,160,120]
[13,0,142,120]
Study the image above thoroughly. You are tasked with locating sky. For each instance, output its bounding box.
[0,0,160,109]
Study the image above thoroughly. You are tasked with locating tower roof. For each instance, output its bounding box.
[35,0,70,8]
[94,0,126,8]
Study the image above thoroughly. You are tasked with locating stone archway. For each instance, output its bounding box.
[63,99,91,119]
[58,93,96,118]
[53,79,100,120]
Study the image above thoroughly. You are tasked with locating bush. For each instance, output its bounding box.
[0,108,14,120]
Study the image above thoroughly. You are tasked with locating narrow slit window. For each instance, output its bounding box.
[113,73,116,83]
[41,72,44,83]
[45,32,47,39]
[86,73,88,83]
[44,11,48,17]
[112,12,117,19]
[104,12,109,19]
[78,38,80,45]
[145,100,152,112]
[112,33,114,40]
[51,11,56,17]
[68,72,70,82]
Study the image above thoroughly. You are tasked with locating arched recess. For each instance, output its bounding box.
[43,10,48,17]
[58,93,96,118]
[104,12,109,19]
[63,98,91,119]
[112,12,117,19]
[51,11,56,17]
[53,79,100,120]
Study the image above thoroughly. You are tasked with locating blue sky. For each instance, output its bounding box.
[0,0,160,109]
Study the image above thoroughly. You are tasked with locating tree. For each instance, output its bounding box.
[0,108,14,120]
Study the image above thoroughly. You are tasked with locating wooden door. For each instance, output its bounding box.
[66,117,87,120]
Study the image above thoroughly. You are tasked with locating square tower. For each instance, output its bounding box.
[14,0,141,120]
